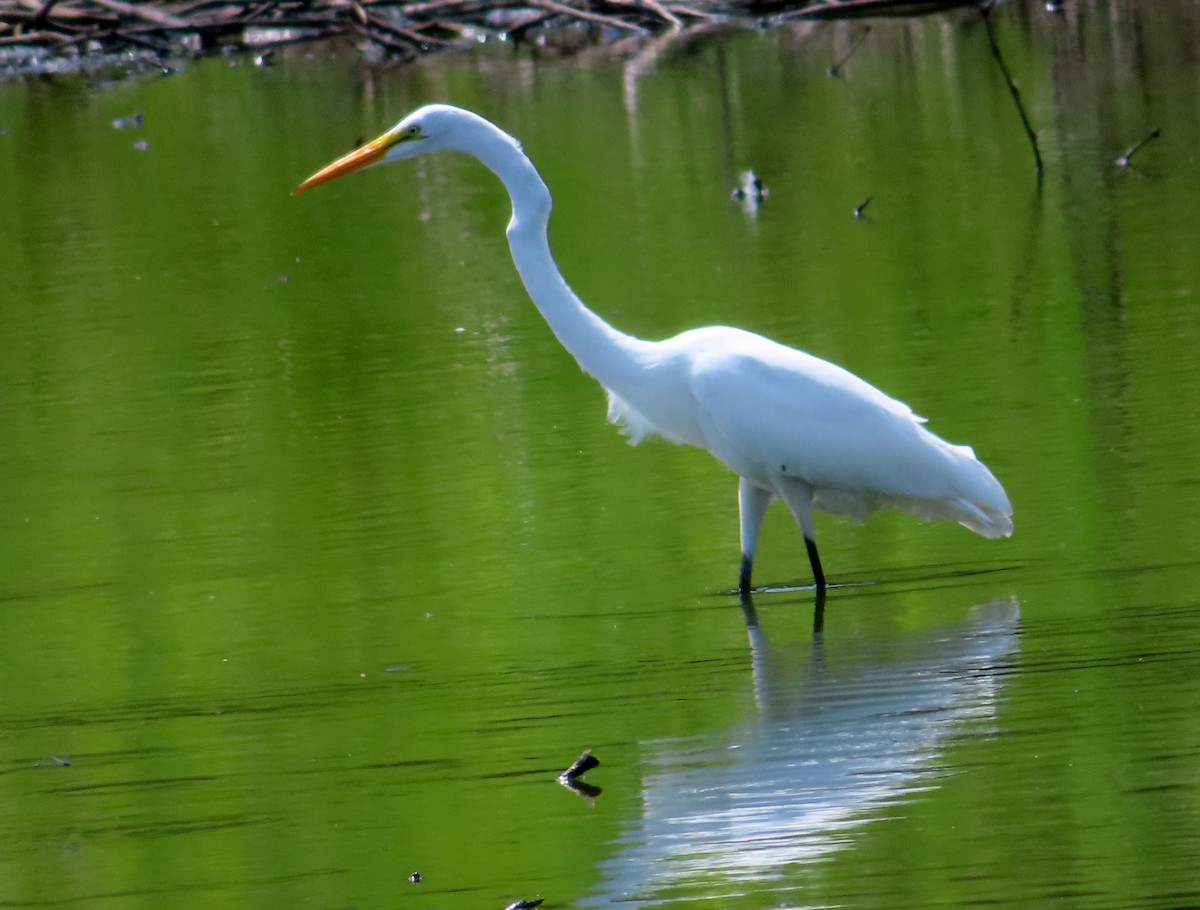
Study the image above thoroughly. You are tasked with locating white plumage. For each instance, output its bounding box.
[294,104,1013,595]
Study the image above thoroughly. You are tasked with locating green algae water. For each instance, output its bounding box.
[2,4,1200,908]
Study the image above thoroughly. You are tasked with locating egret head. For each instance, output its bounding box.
[292,104,502,195]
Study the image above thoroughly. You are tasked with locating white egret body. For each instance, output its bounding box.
[294,105,1013,594]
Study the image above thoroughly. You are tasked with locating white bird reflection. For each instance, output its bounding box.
[587,597,1020,906]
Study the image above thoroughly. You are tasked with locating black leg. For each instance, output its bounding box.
[804,536,827,592]
[739,589,759,624]
[812,585,826,635]
[738,553,753,596]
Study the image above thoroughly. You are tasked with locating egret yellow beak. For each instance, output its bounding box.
[292,128,408,195]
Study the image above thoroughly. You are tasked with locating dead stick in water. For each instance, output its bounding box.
[559,750,600,781]
[827,24,870,77]
[980,2,1042,182]
[1115,127,1161,167]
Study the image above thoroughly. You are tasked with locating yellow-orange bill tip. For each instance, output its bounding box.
[291,132,396,196]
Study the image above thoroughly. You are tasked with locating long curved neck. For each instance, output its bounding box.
[461,124,654,391]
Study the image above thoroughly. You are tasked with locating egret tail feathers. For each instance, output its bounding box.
[811,488,1013,538]
[949,497,1013,539]
[808,444,1013,539]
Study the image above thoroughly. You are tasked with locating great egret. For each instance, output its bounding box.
[293,104,1013,595]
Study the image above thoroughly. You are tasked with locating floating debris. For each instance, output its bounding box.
[1115,127,1162,167]
[731,169,768,203]
[558,750,602,800]
[826,25,871,77]
[731,169,769,219]
[980,2,1043,181]
[112,111,143,130]
[559,749,599,782]
[560,775,602,800]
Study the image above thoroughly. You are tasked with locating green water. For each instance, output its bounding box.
[2,3,1199,908]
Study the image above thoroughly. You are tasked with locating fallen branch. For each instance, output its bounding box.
[528,0,648,33]
[90,0,189,27]
[363,9,454,46]
[783,0,978,20]
[0,0,993,80]
[609,0,682,29]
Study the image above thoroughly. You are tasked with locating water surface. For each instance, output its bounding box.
[2,3,1200,908]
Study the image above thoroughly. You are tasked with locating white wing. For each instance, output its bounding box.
[679,327,1012,536]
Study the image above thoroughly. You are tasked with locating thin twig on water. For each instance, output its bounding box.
[826,24,870,77]
[1115,127,1161,167]
[980,2,1043,183]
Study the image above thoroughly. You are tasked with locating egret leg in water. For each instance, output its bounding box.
[293,105,1013,596]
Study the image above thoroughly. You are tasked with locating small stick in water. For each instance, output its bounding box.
[559,750,602,800]
[853,196,872,218]
[826,25,871,78]
[981,3,1043,182]
[559,750,600,781]
[111,111,143,130]
[731,169,768,202]
[1115,127,1162,167]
